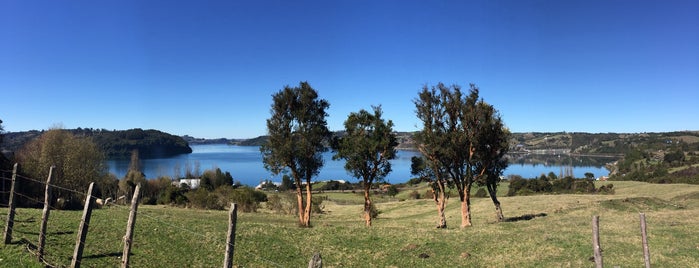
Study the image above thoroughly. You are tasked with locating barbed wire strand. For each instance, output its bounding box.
[1,172,290,267]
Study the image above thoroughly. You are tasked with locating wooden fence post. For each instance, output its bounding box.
[71,182,95,268]
[3,163,18,244]
[592,215,603,268]
[308,252,322,268]
[121,183,141,268]
[640,213,651,268]
[38,166,54,263]
[222,203,237,268]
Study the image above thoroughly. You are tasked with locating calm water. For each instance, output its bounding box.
[107,144,613,186]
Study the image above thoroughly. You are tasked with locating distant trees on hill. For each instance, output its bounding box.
[2,128,192,159]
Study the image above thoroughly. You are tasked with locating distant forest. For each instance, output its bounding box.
[2,128,192,159]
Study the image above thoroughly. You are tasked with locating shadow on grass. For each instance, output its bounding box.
[16,230,74,236]
[83,252,127,259]
[503,213,547,222]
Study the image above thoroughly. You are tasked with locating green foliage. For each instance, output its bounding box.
[260,82,330,226]
[408,190,421,199]
[414,82,510,225]
[333,106,398,185]
[258,179,279,191]
[508,175,611,196]
[280,174,295,191]
[89,128,192,158]
[310,195,325,214]
[474,188,488,198]
[266,193,297,215]
[317,180,353,191]
[158,185,189,206]
[386,185,399,197]
[184,186,266,212]
[368,202,381,219]
[199,168,234,190]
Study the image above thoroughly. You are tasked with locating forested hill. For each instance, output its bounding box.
[2,128,192,159]
[510,131,699,155]
[233,131,699,155]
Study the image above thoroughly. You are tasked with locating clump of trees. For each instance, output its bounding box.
[507,174,614,195]
[14,128,112,209]
[611,144,699,184]
[413,83,510,228]
[261,81,331,227]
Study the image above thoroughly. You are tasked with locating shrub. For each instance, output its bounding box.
[474,188,487,198]
[267,193,296,215]
[186,188,223,210]
[158,185,188,206]
[386,185,399,197]
[408,190,421,200]
[597,183,615,194]
[369,202,381,219]
[311,195,326,214]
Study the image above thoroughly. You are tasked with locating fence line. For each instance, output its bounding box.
[1,168,254,267]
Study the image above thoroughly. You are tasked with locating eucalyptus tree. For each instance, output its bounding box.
[333,106,397,227]
[415,83,510,227]
[261,81,331,227]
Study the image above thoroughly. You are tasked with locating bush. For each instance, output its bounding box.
[369,202,381,219]
[406,177,423,186]
[229,186,267,212]
[386,185,399,197]
[158,185,188,206]
[408,190,421,200]
[311,195,326,214]
[597,183,615,194]
[474,188,487,198]
[266,193,296,215]
[186,188,223,210]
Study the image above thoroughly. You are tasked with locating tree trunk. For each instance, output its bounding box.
[487,183,504,222]
[303,180,312,227]
[363,182,372,227]
[433,180,447,229]
[296,183,305,227]
[460,183,473,228]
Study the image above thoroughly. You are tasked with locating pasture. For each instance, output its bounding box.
[2,181,699,267]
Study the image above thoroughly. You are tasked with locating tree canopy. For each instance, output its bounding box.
[414,83,510,227]
[333,106,397,226]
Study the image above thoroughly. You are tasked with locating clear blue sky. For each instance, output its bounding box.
[2,0,697,139]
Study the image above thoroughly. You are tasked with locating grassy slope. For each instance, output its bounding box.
[2,181,699,267]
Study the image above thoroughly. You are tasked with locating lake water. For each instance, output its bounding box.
[107,144,613,186]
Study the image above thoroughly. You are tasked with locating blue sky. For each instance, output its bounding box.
[1,0,697,139]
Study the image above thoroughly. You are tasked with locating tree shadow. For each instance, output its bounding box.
[82,252,128,260]
[503,213,547,222]
[16,230,74,236]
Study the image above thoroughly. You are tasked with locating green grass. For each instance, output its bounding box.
[2,181,699,267]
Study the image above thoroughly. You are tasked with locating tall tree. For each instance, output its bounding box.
[333,106,398,227]
[119,149,146,202]
[415,83,509,227]
[261,81,331,227]
[16,128,108,208]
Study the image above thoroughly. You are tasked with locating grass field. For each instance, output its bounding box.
[2,181,699,267]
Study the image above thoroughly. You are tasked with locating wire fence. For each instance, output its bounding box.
[0,166,291,267]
